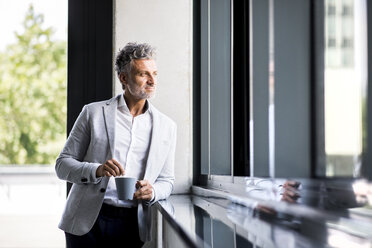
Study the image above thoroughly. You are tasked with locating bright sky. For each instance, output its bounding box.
[0,0,67,51]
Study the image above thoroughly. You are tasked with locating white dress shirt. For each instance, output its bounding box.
[103,94,153,207]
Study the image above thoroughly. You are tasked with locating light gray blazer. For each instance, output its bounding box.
[55,94,177,241]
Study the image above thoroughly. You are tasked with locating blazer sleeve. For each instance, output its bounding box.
[150,123,177,204]
[55,105,102,185]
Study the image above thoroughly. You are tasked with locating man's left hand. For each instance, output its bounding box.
[134,180,153,201]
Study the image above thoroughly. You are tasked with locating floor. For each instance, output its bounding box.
[0,182,66,248]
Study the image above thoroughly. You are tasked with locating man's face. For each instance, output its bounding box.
[121,59,157,100]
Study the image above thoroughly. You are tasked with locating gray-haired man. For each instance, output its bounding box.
[55,42,177,247]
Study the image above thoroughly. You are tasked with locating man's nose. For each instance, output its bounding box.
[148,75,156,85]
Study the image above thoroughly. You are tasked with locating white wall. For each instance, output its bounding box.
[114,0,193,194]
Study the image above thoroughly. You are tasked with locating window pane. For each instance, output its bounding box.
[0,2,67,165]
[0,1,67,246]
[212,220,234,248]
[210,0,231,175]
[324,0,367,177]
[201,0,209,175]
[200,0,231,176]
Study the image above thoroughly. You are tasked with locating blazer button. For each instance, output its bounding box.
[81,178,88,183]
[100,188,106,193]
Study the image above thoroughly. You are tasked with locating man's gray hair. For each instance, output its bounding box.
[115,42,156,76]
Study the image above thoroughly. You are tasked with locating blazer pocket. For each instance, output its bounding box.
[64,184,88,218]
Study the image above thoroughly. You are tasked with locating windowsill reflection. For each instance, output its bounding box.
[156,179,372,248]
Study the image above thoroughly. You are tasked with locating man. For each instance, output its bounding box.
[55,42,177,247]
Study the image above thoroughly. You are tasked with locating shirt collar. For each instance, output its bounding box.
[118,93,150,114]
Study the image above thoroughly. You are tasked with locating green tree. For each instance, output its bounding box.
[0,4,67,165]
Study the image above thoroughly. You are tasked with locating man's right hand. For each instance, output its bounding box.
[96,159,125,177]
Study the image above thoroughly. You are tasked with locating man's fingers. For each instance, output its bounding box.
[107,160,121,176]
[134,182,153,200]
[103,164,115,177]
[136,180,149,188]
[104,162,117,176]
[136,181,141,188]
[281,190,300,203]
[112,159,125,175]
[283,195,297,203]
[139,187,152,195]
[118,165,125,175]
[97,159,125,177]
[135,186,151,195]
[134,192,152,200]
[105,159,126,177]
[283,181,300,188]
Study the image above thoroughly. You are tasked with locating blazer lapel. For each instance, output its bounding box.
[103,96,119,158]
[144,104,160,181]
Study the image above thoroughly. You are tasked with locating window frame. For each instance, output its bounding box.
[67,0,114,194]
[194,0,333,189]
[194,0,250,187]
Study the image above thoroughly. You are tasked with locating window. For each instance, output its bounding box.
[196,0,313,184]
[327,16,336,36]
[195,0,369,188]
[328,5,336,15]
[324,0,366,177]
[342,37,353,48]
[67,0,113,193]
[0,3,67,166]
[342,5,353,16]
[0,1,67,246]
[200,0,232,176]
[197,0,249,182]
[328,37,337,47]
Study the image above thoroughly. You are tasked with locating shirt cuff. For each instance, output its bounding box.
[150,188,156,202]
[90,163,102,184]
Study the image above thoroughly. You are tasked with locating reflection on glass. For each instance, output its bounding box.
[242,178,368,210]
[164,188,372,248]
[210,0,231,175]
[324,0,367,177]
[200,0,231,176]
[194,205,255,248]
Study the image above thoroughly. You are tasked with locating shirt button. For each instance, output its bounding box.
[100,188,106,193]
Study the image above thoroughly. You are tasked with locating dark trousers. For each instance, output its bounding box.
[65,203,144,248]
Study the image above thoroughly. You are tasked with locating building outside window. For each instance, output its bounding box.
[324,0,366,177]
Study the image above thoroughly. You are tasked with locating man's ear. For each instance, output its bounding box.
[119,73,128,87]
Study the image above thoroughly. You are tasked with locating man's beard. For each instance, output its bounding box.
[127,83,156,100]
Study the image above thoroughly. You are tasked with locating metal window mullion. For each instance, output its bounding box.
[211,219,214,247]
[268,0,275,178]
[249,0,254,177]
[230,0,234,178]
[233,225,237,248]
[208,0,211,179]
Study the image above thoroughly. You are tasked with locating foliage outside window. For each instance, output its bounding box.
[0,5,66,165]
